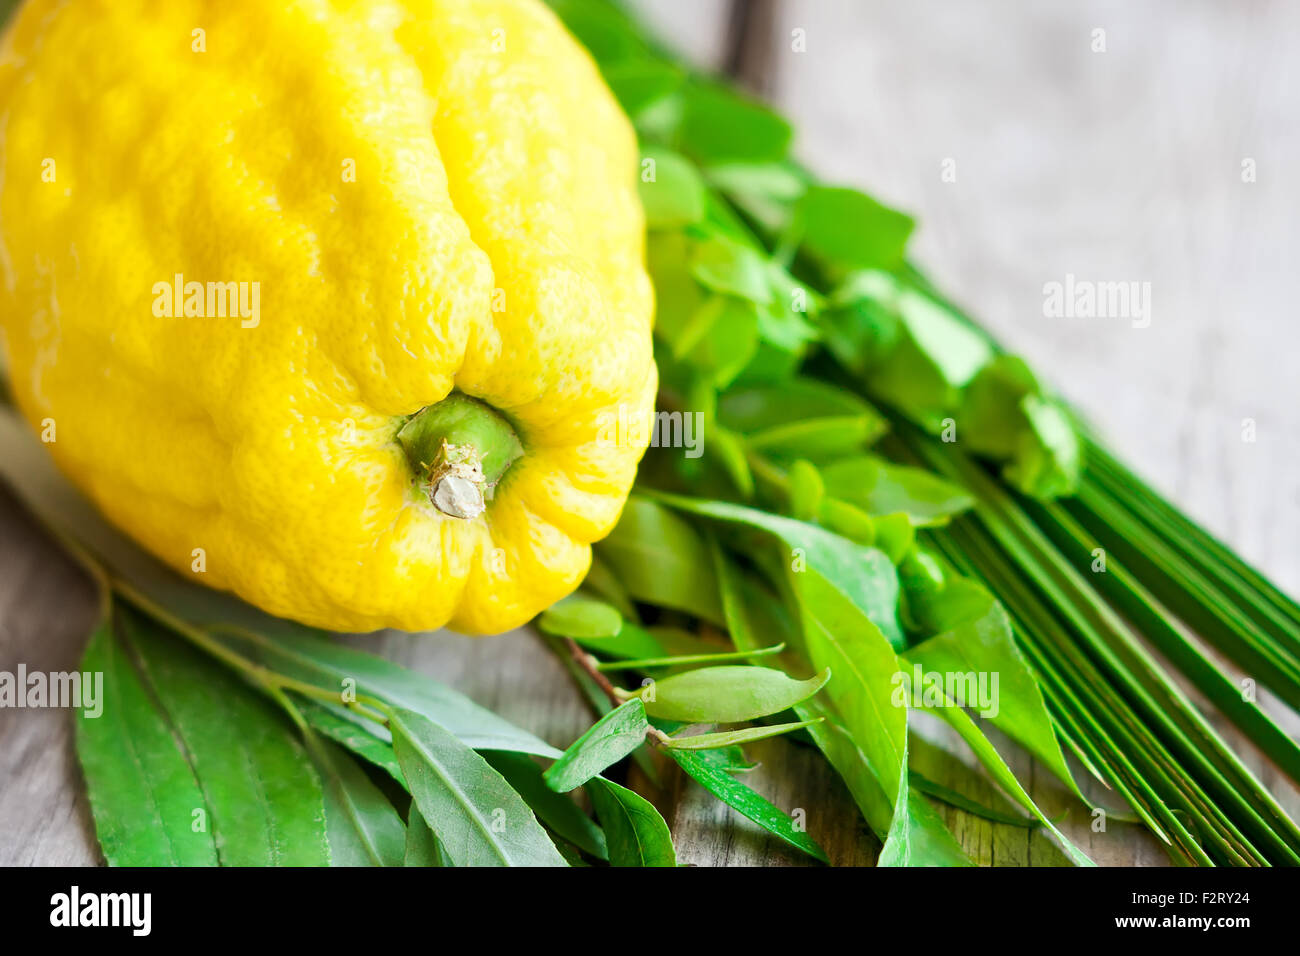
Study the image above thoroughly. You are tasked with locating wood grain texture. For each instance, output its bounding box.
[1,0,1297,867]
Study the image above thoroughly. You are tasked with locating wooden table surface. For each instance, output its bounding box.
[2,0,1298,867]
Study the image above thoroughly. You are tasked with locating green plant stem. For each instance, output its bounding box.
[111,581,392,725]
[905,432,1300,864]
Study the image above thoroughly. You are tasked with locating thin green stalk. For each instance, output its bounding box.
[1083,438,1300,632]
[1068,478,1300,706]
[938,520,1265,866]
[915,440,1300,863]
[1026,497,1300,786]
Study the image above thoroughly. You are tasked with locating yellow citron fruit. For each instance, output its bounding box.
[0,0,656,634]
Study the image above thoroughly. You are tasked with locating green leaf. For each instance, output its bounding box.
[677,81,792,165]
[484,751,608,860]
[296,699,405,787]
[690,231,774,304]
[639,144,707,228]
[672,294,761,386]
[719,378,888,461]
[640,665,830,723]
[404,804,454,867]
[605,60,684,119]
[647,230,707,347]
[663,718,822,750]
[125,611,331,866]
[389,709,567,867]
[958,355,1081,497]
[596,496,724,625]
[910,770,1043,829]
[537,594,624,640]
[787,460,825,523]
[795,186,914,274]
[312,737,406,867]
[597,643,785,671]
[711,540,969,862]
[586,777,676,867]
[666,747,828,862]
[647,490,904,646]
[544,699,650,792]
[706,161,808,232]
[821,456,974,526]
[925,704,1094,866]
[872,512,916,565]
[905,591,1083,800]
[792,570,908,809]
[76,612,220,866]
[824,272,994,431]
[210,627,560,759]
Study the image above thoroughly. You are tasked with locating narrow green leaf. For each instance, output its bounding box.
[667,747,828,862]
[313,738,406,867]
[910,770,1043,829]
[389,709,566,867]
[485,751,608,860]
[123,612,330,866]
[926,704,1094,866]
[210,627,560,759]
[793,570,908,812]
[640,665,830,723]
[76,612,220,866]
[597,643,785,671]
[544,699,650,792]
[586,778,676,867]
[404,804,454,867]
[663,718,822,750]
[296,699,404,786]
[647,490,904,646]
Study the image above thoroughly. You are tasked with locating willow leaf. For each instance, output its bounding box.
[390,709,566,868]
[663,718,821,750]
[641,664,829,723]
[211,627,560,759]
[926,704,1094,866]
[904,593,1083,800]
[312,738,406,867]
[296,699,404,787]
[586,777,676,867]
[544,699,650,793]
[485,751,608,860]
[125,611,330,866]
[76,612,219,866]
[666,747,828,862]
